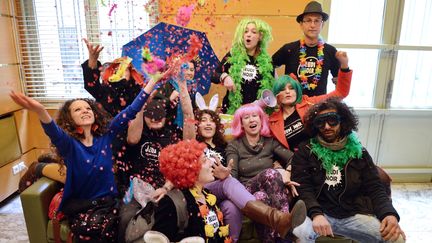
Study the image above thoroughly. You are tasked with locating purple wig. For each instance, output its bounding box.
[231,103,271,138]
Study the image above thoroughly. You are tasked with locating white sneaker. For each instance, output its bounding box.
[143,231,169,243]
[179,236,205,243]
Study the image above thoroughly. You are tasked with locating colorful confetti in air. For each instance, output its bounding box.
[108,3,118,17]
[175,4,195,27]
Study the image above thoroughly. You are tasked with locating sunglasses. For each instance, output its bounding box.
[313,112,341,129]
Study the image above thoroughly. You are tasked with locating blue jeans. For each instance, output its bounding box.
[293,214,405,243]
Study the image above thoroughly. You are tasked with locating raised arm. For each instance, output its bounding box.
[83,38,103,69]
[176,65,195,140]
[308,51,352,104]
[9,91,51,124]
[126,76,161,144]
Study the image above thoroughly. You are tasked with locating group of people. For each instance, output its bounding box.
[14,1,406,243]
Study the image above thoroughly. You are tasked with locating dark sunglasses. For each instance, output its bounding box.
[313,112,341,129]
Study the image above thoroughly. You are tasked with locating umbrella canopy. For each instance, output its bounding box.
[122,22,220,94]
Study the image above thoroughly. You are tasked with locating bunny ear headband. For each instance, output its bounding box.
[195,92,219,111]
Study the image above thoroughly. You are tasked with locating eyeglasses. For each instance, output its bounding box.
[313,112,340,129]
[302,19,323,25]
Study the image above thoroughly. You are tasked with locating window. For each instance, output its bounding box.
[327,0,385,108]
[391,0,432,108]
[15,0,156,103]
[328,0,432,109]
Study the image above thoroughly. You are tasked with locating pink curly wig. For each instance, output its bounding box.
[231,103,271,138]
[159,139,207,189]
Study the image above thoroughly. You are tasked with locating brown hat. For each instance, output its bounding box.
[143,99,166,120]
[296,1,329,23]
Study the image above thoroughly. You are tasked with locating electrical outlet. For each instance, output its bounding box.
[18,162,26,172]
[12,164,20,175]
[12,162,26,175]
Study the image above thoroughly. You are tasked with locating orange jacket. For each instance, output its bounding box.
[269,70,353,149]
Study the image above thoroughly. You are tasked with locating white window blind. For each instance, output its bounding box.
[15,0,156,103]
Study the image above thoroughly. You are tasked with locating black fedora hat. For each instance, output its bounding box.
[296,1,329,23]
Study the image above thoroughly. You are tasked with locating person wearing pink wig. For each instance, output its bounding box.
[226,103,300,242]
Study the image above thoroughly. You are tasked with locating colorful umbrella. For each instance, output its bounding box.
[122,22,220,94]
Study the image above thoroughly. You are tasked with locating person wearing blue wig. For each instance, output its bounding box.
[269,51,352,152]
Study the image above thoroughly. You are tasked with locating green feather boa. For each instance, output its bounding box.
[226,47,274,114]
[310,132,363,173]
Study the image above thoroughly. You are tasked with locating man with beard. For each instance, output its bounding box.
[291,97,405,242]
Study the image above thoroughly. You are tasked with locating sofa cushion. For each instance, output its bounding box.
[46,219,71,243]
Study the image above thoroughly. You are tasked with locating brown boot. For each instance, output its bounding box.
[241,200,306,238]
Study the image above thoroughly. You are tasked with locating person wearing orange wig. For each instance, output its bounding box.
[153,139,231,242]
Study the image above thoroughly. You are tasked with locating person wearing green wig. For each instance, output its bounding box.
[211,18,274,114]
[269,51,352,152]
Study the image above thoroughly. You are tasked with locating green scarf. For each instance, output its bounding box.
[226,47,274,114]
[310,132,363,173]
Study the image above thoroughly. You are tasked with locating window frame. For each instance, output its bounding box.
[13,0,157,106]
[324,0,432,109]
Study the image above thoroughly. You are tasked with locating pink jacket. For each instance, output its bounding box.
[269,70,353,149]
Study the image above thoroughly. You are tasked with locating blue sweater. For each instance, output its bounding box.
[42,89,150,209]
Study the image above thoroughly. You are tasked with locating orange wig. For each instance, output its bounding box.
[159,139,207,189]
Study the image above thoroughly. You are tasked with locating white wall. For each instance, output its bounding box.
[356,109,432,182]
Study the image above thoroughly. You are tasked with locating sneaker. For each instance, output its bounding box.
[143,231,170,243]
[18,162,39,193]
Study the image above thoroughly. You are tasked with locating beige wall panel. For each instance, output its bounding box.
[0,65,22,115]
[159,0,309,15]
[0,0,11,14]
[0,148,50,202]
[15,109,55,154]
[158,15,302,59]
[0,16,17,64]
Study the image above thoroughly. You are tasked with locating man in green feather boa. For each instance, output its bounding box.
[291,97,406,243]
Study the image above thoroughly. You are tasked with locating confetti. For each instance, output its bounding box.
[175,4,195,27]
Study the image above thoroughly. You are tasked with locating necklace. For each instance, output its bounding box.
[299,36,325,90]
[189,187,231,241]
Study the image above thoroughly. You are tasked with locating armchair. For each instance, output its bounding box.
[20,177,70,243]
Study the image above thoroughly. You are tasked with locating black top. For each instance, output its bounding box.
[153,189,227,242]
[124,126,181,189]
[292,142,400,221]
[272,41,340,97]
[283,110,309,151]
[81,60,142,116]
[206,143,227,167]
[211,52,274,113]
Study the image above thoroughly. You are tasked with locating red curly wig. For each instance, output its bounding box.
[159,139,207,189]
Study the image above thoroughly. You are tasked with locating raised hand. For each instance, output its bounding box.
[212,158,233,180]
[83,38,104,69]
[335,51,349,69]
[9,91,51,123]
